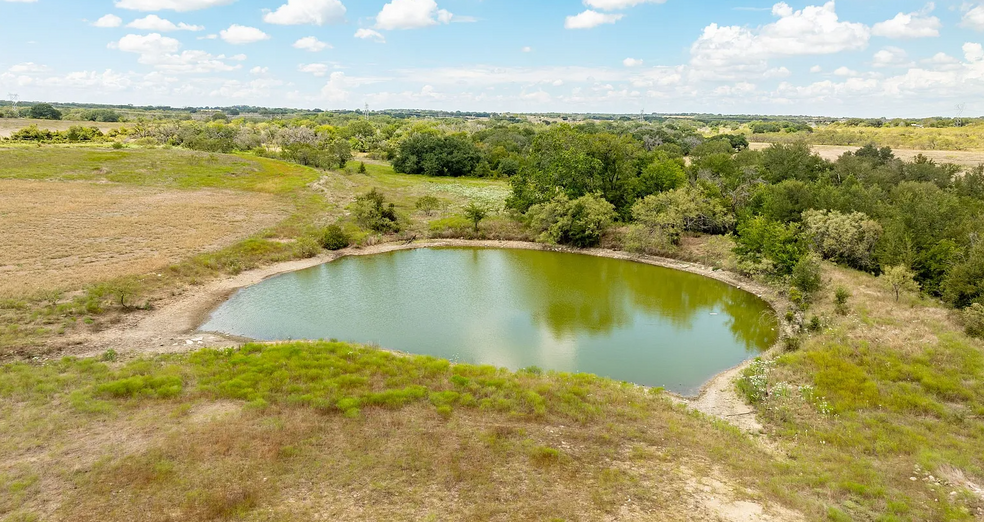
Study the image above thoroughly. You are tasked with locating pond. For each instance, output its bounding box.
[201,247,778,395]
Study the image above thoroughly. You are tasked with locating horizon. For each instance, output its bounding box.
[3,0,984,118]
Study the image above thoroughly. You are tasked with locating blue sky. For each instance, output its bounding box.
[2,0,984,116]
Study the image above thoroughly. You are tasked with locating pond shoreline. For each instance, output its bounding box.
[76,238,789,431]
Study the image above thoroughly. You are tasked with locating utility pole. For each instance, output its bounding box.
[364,102,370,121]
[8,93,18,107]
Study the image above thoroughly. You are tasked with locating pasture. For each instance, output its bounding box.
[0,119,122,138]
[0,180,285,296]
[749,142,984,168]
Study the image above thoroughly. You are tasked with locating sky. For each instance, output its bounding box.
[2,0,984,117]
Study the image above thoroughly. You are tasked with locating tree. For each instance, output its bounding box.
[634,155,687,197]
[463,203,488,232]
[526,193,616,248]
[28,103,62,120]
[392,133,481,177]
[881,265,920,302]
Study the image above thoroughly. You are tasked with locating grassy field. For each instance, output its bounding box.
[737,263,984,521]
[0,341,806,521]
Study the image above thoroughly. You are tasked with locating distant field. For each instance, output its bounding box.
[0,118,123,137]
[0,179,285,296]
[749,142,984,167]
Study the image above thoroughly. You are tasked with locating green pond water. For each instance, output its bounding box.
[202,247,778,395]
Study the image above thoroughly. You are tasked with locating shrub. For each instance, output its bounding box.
[834,286,851,315]
[358,161,367,174]
[791,254,823,295]
[353,189,401,233]
[319,225,350,251]
[428,216,473,238]
[734,216,808,277]
[964,303,984,339]
[111,141,125,150]
[526,193,616,248]
[623,224,677,256]
[630,186,735,246]
[881,265,920,302]
[415,195,442,215]
[942,243,984,309]
[802,209,881,271]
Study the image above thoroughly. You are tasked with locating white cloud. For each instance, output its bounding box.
[128,14,203,31]
[9,63,49,73]
[293,36,330,51]
[690,2,870,78]
[93,14,123,28]
[376,0,455,30]
[111,33,181,54]
[114,0,236,12]
[962,4,984,31]
[521,46,532,53]
[354,28,386,42]
[833,66,858,77]
[583,0,666,10]
[110,33,240,73]
[210,78,284,99]
[565,10,623,29]
[322,71,351,101]
[764,66,791,78]
[623,58,643,67]
[263,0,346,26]
[299,63,330,76]
[923,52,959,65]
[250,66,269,75]
[810,65,822,73]
[965,42,984,62]
[2,0,39,3]
[872,5,941,39]
[872,46,910,68]
[220,24,270,44]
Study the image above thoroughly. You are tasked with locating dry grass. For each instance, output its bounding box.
[737,263,984,520]
[0,342,805,521]
[749,143,984,168]
[0,179,285,296]
[0,119,122,138]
